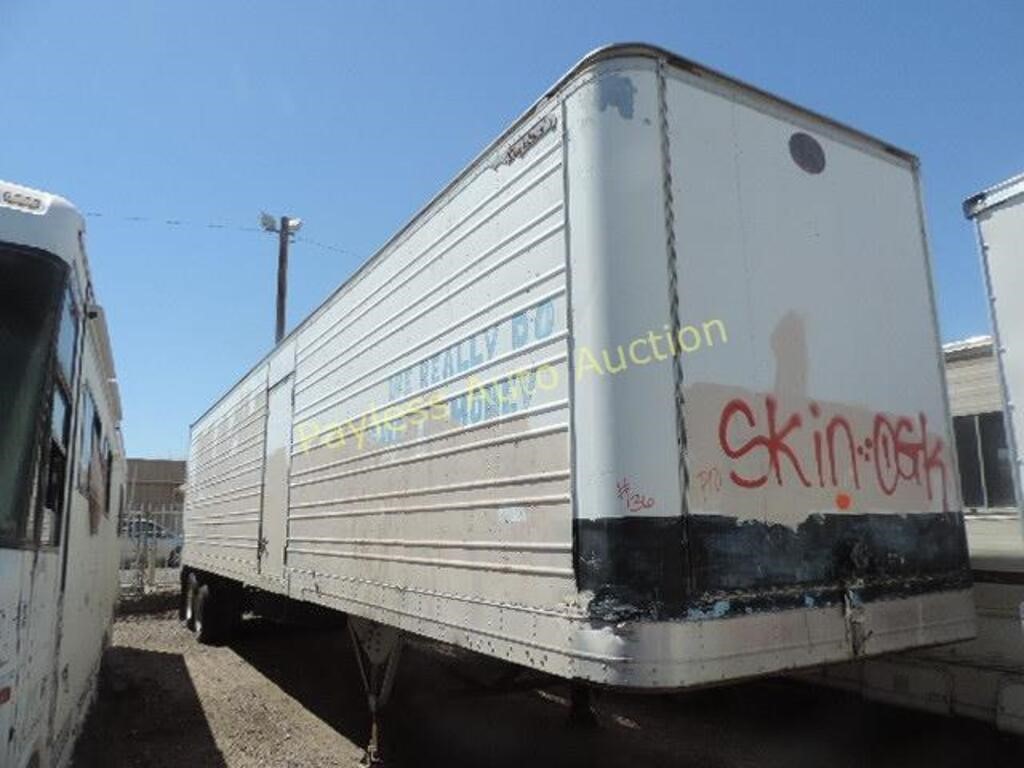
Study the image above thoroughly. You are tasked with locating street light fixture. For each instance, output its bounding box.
[260,212,303,344]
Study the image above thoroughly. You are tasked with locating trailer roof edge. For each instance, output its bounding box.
[189,42,920,430]
[963,171,1024,219]
[564,43,918,164]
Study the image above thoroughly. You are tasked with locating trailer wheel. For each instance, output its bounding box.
[194,584,217,644]
[183,572,199,630]
[194,581,239,645]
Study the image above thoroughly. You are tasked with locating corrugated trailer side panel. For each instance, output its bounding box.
[184,46,975,689]
[279,101,578,667]
[185,366,269,582]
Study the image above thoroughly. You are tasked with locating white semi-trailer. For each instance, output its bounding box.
[935,175,1024,732]
[0,180,125,768]
[181,43,975,757]
[806,173,1024,735]
[967,173,1024,538]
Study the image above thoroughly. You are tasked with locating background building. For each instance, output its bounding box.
[944,336,1019,514]
[122,458,186,533]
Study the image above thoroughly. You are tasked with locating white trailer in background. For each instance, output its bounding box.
[0,180,125,768]
[957,174,1024,730]
[967,173,1024,537]
[809,173,1024,734]
[181,43,975,758]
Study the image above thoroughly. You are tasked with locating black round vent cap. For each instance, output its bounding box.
[789,132,826,175]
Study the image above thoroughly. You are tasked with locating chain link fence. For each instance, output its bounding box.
[118,504,183,596]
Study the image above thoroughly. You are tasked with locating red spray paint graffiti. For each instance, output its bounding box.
[718,395,949,509]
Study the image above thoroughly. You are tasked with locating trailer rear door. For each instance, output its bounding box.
[667,70,969,612]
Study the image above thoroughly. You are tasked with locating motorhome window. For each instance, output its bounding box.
[103,439,113,517]
[51,384,70,448]
[87,410,106,533]
[118,485,125,534]
[38,383,72,546]
[78,389,107,533]
[39,301,75,548]
[56,292,77,384]
[78,390,96,488]
[0,245,67,545]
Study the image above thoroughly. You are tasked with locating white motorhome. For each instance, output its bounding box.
[181,43,975,758]
[0,180,125,768]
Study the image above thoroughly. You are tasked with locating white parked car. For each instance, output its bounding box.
[119,519,182,568]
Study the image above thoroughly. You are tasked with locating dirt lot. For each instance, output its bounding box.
[73,609,1024,768]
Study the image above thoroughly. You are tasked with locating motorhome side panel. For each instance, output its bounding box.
[0,182,124,768]
[283,100,579,671]
[48,319,124,767]
[184,364,269,584]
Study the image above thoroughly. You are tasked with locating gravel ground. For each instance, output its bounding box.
[72,611,1024,768]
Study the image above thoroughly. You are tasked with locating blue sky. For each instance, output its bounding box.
[3,1,1022,458]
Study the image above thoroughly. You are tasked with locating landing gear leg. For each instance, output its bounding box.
[348,617,403,767]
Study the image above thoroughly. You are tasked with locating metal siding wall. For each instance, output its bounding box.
[946,355,1004,416]
[279,103,577,664]
[185,366,268,580]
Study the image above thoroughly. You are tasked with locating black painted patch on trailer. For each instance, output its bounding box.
[575,517,688,622]
[575,511,971,622]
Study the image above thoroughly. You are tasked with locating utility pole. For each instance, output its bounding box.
[276,216,288,344]
[260,212,303,344]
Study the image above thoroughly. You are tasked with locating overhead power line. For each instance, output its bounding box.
[294,235,348,254]
[82,211,350,255]
[84,210,261,233]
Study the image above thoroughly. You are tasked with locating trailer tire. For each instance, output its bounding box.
[194,584,217,644]
[183,572,199,630]
[194,581,239,645]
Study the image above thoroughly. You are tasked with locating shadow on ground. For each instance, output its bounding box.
[73,646,226,768]
[227,618,1024,768]
[75,614,1024,768]
[228,617,371,750]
